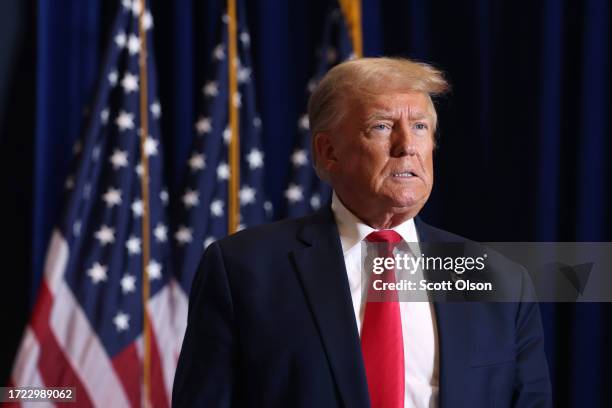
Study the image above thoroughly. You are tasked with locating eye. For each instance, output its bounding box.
[414,122,429,131]
[370,123,392,133]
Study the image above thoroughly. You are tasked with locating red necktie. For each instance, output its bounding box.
[361,230,404,408]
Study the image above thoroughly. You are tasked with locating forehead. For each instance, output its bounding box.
[350,91,435,119]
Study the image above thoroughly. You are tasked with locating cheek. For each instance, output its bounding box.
[419,142,435,175]
[342,143,384,171]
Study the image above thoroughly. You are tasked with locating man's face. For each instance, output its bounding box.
[321,91,436,221]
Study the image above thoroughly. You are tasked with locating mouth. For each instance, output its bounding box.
[391,171,418,178]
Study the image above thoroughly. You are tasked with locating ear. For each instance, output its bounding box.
[314,132,338,173]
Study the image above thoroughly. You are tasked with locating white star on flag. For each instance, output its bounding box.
[285,183,304,203]
[113,311,130,332]
[213,44,225,60]
[310,194,321,209]
[240,185,256,205]
[121,72,139,93]
[210,199,224,217]
[147,260,162,280]
[182,189,199,208]
[154,223,167,242]
[291,149,308,167]
[240,31,250,46]
[120,274,136,294]
[223,127,232,144]
[115,111,134,131]
[188,153,206,171]
[125,236,141,255]
[143,10,153,30]
[108,70,118,86]
[150,100,161,118]
[204,236,216,249]
[100,108,110,124]
[95,225,115,246]
[298,114,310,130]
[203,81,218,97]
[307,78,317,93]
[237,67,251,83]
[130,0,141,16]
[144,137,158,157]
[160,189,169,205]
[131,199,144,217]
[127,34,140,55]
[114,31,127,48]
[195,117,212,135]
[103,187,122,207]
[253,117,262,128]
[246,148,264,169]
[110,149,128,169]
[87,262,108,284]
[217,162,230,180]
[175,226,193,245]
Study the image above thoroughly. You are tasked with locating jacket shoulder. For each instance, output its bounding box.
[417,217,531,298]
[214,210,326,254]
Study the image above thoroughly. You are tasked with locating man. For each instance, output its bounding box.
[172,57,552,407]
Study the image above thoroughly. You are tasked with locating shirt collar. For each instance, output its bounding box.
[331,192,419,254]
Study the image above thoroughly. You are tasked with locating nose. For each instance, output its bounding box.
[390,121,416,157]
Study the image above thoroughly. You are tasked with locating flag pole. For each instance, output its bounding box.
[339,0,363,57]
[227,0,240,234]
[137,0,152,406]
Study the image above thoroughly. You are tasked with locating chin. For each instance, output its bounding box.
[389,192,428,212]
[391,190,421,205]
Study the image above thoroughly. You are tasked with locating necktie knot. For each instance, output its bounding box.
[366,230,403,244]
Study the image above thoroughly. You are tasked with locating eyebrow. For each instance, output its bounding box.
[365,109,432,122]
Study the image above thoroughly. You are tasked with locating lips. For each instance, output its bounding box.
[391,170,417,178]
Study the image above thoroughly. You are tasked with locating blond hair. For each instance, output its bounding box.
[307,57,450,177]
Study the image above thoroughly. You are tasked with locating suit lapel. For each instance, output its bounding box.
[291,208,370,408]
[416,218,469,408]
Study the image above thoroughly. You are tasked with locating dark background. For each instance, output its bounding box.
[1,0,610,406]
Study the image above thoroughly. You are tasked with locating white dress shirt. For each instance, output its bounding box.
[331,193,439,408]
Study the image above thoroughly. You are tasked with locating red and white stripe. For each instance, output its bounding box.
[148,279,188,405]
[9,230,189,408]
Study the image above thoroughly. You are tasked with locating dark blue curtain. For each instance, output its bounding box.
[1,0,610,405]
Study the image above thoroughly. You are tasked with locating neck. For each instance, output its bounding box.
[361,211,414,229]
[335,194,416,229]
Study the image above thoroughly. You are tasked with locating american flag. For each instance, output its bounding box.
[284,7,355,217]
[171,0,270,294]
[9,1,183,406]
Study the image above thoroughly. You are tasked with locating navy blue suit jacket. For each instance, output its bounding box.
[172,207,552,407]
